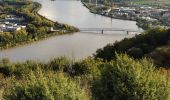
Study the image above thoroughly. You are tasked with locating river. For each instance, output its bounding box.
[0,0,142,62]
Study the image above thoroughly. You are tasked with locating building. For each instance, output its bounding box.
[0,14,26,32]
[0,23,26,32]
[163,10,170,18]
[141,16,157,21]
[5,17,24,23]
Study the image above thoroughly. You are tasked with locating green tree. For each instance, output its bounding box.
[92,54,170,100]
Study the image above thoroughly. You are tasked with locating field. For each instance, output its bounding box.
[125,0,170,8]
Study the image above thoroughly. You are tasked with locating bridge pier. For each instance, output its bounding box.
[126,31,129,35]
[101,30,104,34]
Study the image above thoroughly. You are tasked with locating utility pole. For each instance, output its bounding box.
[111,0,113,10]
[96,0,98,7]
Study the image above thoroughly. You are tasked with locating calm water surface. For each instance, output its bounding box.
[0,0,142,62]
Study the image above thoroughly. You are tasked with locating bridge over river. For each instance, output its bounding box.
[79,28,139,34]
[51,27,140,35]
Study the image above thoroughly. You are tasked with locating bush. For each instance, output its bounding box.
[13,61,43,77]
[3,70,88,100]
[0,59,14,76]
[92,54,170,100]
[149,45,170,66]
[72,57,102,75]
[48,57,71,72]
[127,47,143,58]
[0,59,43,77]
[71,57,101,79]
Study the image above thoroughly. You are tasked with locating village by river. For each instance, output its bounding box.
[0,0,142,62]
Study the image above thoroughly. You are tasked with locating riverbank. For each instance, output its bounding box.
[0,1,79,50]
[0,31,76,50]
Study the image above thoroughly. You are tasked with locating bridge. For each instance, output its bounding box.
[51,27,140,35]
[79,28,139,34]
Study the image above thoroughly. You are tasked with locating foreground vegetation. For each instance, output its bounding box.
[0,54,169,100]
[0,0,78,49]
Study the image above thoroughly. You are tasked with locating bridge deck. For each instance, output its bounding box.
[79,28,139,32]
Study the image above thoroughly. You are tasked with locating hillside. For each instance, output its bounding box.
[95,27,170,67]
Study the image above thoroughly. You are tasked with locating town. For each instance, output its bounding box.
[0,14,26,32]
[82,0,170,29]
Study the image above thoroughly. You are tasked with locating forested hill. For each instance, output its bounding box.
[95,27,170,67]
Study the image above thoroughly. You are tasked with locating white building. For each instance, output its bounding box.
[0,23,26,32]
[141,16,157,21]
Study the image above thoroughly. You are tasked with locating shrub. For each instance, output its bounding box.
[149,45,170,66]
[127,47,143,58]
[0,59,14,76]
[0,59,43,77]
[3,70,88,100]
[47,57,71,72]
[71,57,101,77]
[92,54,170,100]
[13,61,43,77]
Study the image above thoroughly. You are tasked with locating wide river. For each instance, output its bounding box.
[0,0,142,62]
